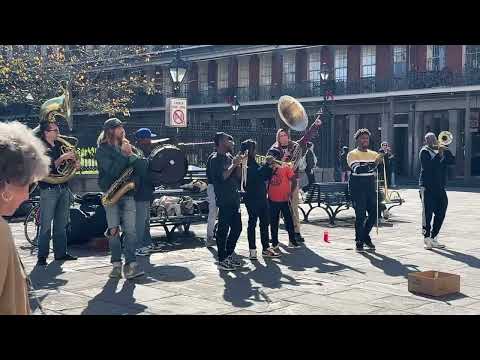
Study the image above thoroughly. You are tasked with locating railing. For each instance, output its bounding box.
[132,68,480,109]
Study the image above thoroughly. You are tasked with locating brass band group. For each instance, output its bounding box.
[0,90,455,314]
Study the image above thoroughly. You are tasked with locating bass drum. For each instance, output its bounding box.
[149,145,187,186]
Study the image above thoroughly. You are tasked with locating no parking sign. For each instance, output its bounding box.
[165,98,188,128]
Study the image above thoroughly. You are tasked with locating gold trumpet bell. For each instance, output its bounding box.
[277,95,308,132]
[438,131,453,146]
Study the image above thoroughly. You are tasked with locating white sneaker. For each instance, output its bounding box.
[431,237,446,249]
[424,237,433,250]
[124,262,145,280]
[249,249,258,260]
[109,262,122,278]
[383,209,390,220]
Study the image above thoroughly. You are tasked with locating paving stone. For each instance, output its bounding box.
[369,295,435,311]
[286,293,381,314]
[140,295,237,315]
[328,288,391,303]
[408,302,480,315]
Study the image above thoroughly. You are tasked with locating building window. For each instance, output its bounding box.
[361,45,376,78]
[308,48,322,82]
[259,54,272,86]
[282,51,296,85]
[217,59,229,89]
[465,45,480,70]
[198,61,208,92]
[238,56,249,88]
[427,45,446,71]
[393,45,407,77]
[334,47,348,82]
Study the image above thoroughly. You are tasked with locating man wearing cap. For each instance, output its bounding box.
[133,128,159,256]
[95,118,145,279]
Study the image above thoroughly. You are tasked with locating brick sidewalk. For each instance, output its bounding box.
[12,188,480,315]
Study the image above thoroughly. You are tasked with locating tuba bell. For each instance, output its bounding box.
[277,95,309,132]
[36,83,79,184]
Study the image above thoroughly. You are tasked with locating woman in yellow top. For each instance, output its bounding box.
[347,129,383,253]
[0,122,50,315]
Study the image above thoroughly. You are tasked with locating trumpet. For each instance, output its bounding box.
[432,131,453,150]
[255,155,293,167]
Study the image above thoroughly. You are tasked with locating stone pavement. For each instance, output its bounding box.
[11,187,480,315]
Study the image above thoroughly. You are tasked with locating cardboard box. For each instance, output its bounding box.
[408,271,460,297]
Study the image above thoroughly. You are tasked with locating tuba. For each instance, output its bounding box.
[37,84,80,184]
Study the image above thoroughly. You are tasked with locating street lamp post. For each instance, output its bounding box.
[319,62,336,169]
[231,95,240,122]
[168,50,188,141]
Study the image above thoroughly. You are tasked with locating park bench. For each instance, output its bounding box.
[150,188,208,242]
[299,182,352,225]
[378,183,405,217]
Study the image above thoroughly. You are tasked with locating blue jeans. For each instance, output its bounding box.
[37,186,71,259]
[104,196,137,265]
[135,200,152,248]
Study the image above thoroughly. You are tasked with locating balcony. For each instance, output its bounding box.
[132,68,480,109]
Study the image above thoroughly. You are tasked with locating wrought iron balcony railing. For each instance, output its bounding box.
[132,69,480,108]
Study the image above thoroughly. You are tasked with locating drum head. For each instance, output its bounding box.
[149,145,187,186]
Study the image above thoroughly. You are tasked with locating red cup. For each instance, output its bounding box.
[323,230,330,243]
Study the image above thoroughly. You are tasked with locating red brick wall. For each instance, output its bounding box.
[348,45,360,82]
[208,60,217,87]
[189,62,198,94]
[295,48,308,83]
[272,51,282,86]
[376,45,392,79]
[321,46,333,67]
[249,55,259,87]
[229,57,238,88]
[446,45,463,72]
[415,45,427,71]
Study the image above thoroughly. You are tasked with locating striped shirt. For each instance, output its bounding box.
[347,148,379,177]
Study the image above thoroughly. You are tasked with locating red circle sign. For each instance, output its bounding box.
[173,110,185,125]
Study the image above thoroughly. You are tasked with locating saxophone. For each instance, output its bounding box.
[101,139,140,207]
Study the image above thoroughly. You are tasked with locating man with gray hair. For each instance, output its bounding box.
[419,132,455,250]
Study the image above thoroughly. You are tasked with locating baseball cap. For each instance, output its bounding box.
[135,128,157,139]
[103,118,125,130]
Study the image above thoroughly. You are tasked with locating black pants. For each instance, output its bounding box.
[420,188,448,239]
[307,170,316,186]
[245,202,270,251]
[269,200,295,246]
[350,182,377,245]
[216,205,242,262]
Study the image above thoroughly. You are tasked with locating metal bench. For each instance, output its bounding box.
[379,183,405,213]
[150,188,208,241]
[299,182,352,225]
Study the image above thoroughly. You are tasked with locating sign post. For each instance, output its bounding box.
[165,98,188,128]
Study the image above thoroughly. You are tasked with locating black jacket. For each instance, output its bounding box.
[419,146,455,190]
[133,144,154,202]
[244,158,273,207]
[207,152,241,208]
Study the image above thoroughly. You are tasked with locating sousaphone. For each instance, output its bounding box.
[277,95,309,132]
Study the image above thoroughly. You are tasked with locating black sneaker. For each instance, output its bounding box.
[54,253,78,261]
[295,233,305,242]
[217,259,235,271]
[36,257,47,266]
[364,240,376,251]
[355,243,365,253]
[288,240,301,248]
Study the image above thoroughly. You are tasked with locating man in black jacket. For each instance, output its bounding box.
[133,128,158,256]
[419,132,455,250]
[240,140,280,260]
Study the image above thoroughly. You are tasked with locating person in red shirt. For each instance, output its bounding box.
[267,148,300,251]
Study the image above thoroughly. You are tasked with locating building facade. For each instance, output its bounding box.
[2,45,480,183]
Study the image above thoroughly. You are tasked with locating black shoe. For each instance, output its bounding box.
[295,233,305,242]
[36,258,47,266]
[55,254,78,261]
[355,243,365,253]
[364,241,376,251]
